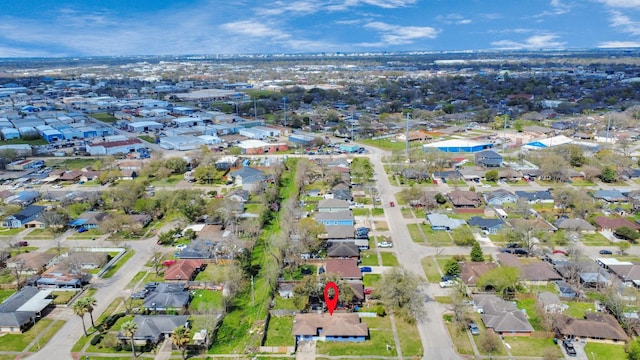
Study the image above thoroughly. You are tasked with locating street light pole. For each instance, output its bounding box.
[283,97,287,127]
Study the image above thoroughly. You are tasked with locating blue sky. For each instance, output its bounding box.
[1,0,640,57]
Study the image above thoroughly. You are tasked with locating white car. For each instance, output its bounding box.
[176,244,188,251]
[51,184,63,189]
[439,280,456,288]
[378,241,393,248]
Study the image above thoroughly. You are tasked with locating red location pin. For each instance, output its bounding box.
[324,281,339,316]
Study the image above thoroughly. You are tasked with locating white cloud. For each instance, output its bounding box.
[491,34,566,49]
[220,21,290,39]
[437,14,472,25]
[595,0,640,8]
[598,40,640,47]
[608,10,640,35]
[533,0,571,18]
[361,22,438,46]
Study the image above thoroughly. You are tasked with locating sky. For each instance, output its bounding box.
[1,0,640,57]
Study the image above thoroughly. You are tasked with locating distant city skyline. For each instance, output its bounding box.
[1,0,640,58]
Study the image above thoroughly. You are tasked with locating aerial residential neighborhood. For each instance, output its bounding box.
[2,50,640,360]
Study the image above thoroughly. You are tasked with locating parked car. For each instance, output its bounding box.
[389,201,395,207]
[130,290,148,299]
[468,322,480,335]
[378,241,393,248]
[176,244,188,251]
[162,260,176,267]
[441,275,456,282]
[360,266,372,273]
[552,250,567,256]
[144,282,159,290]
[439,280,456,288]
[599,249,613,255]
[563,339,577,357]
[364,287,373,295]
[10,241,28,247]
[77,227,88,233]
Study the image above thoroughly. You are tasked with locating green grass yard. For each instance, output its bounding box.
[421,256,442,283]
[264,315,294,347]
[502,337,562,358]
[584,342,627,359]
[380,252,398,266]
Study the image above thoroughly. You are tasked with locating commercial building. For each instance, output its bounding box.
[422,139,493,153]
[87,138,146,155]
[127,121,164,133]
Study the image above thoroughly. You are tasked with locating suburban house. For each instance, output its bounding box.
[497,253,562,285]
[327,242,360,259]
[472,294,534,336]
[68,211,108,230]
[556,313,629,343]
[322,225,356,242]
[229,166,265,192]
[537,291,567,314]
[2,205,46,228]
[225,189,250,203]
[460,262,496,286]
[592,190,627,203]
[467,217,506,234]
[36,271,87,288]
[483,190,517,206]
[117,315,189,346]
[325,258,362,280]
[0,287,53,333]
[509,218,557,233]
[426,213,466,231]
[447,190,481,208]
[593,217,640,232]
[164,260,204,281]
[317,199,351,213]
[554,218,596,233]
[277,282,295,298]
[292,313,368,342]
[176,241,212,260]
[315,211,354,226]
[6,253,56,275]
[143,283,191,312]
[514,190,554,203]
[475,150,503,167]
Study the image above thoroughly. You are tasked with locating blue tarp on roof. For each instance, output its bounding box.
[68,219,87,226]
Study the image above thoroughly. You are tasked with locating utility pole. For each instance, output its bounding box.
[503,113,508,153]
[283,97,287,127]
[605,114,612,144]
[405,112,410,158]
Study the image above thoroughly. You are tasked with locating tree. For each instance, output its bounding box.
[83,296,97,328]
[470,241,484,262]
[478,331,501,354]
[120,320,138,357]
[378,267,426,323]
[435,193,447,204]
[614,226,640,242]
[600,166,617,183]
[72,299,88,337]
[629,337,640,360]
[477,266,521,299]
[172,325,191,360]
[452,227,475,246]
[484,169,499,182]
[444,258,461,276]
[618,240,631,254]
[39,210,69,236]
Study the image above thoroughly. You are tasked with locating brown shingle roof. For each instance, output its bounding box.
[557,313,629,342]
[292,313,368,337]
[325,258,361,279]
[594,216,640,230]
[460,262,496,286]
[164,260,203,281]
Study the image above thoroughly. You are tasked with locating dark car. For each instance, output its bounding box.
[563,340,577,357]
[360,266,372,273]
[441,275,455,282]
[300,267,313,275]
[130,290,148,299]
[599,249,613,255]
[144,282,159,290]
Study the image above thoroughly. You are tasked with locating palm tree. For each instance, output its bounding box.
[72,300,88,337]
[120,320,138,358]
[172,325,191,360]
[83,297,97,328]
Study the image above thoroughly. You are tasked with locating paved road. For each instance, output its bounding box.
[365,144,463,360]
[24,223,175,360]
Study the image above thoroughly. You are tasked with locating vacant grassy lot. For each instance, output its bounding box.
[515,297,544,330]
[564,301,595,318]
[264,315,294,347]
[380,252,398,266]
[316,319,399,356]
[190,289,224,311]
[91,112,118,123]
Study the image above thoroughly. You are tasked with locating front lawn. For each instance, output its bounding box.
[0,318,54,351]
[0,289,14,303]
[421,224,453,245]
[421,256,442,283]
[363,274,381,287]
[584,342,627,359]
[502,337,561,357]
[408,223,425,243]
[360,251,379,266]
[444,318,474,355]
[102,250,134,279]
[352,208,369,217]
[581,233,613,246]
[316,320,399,356]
